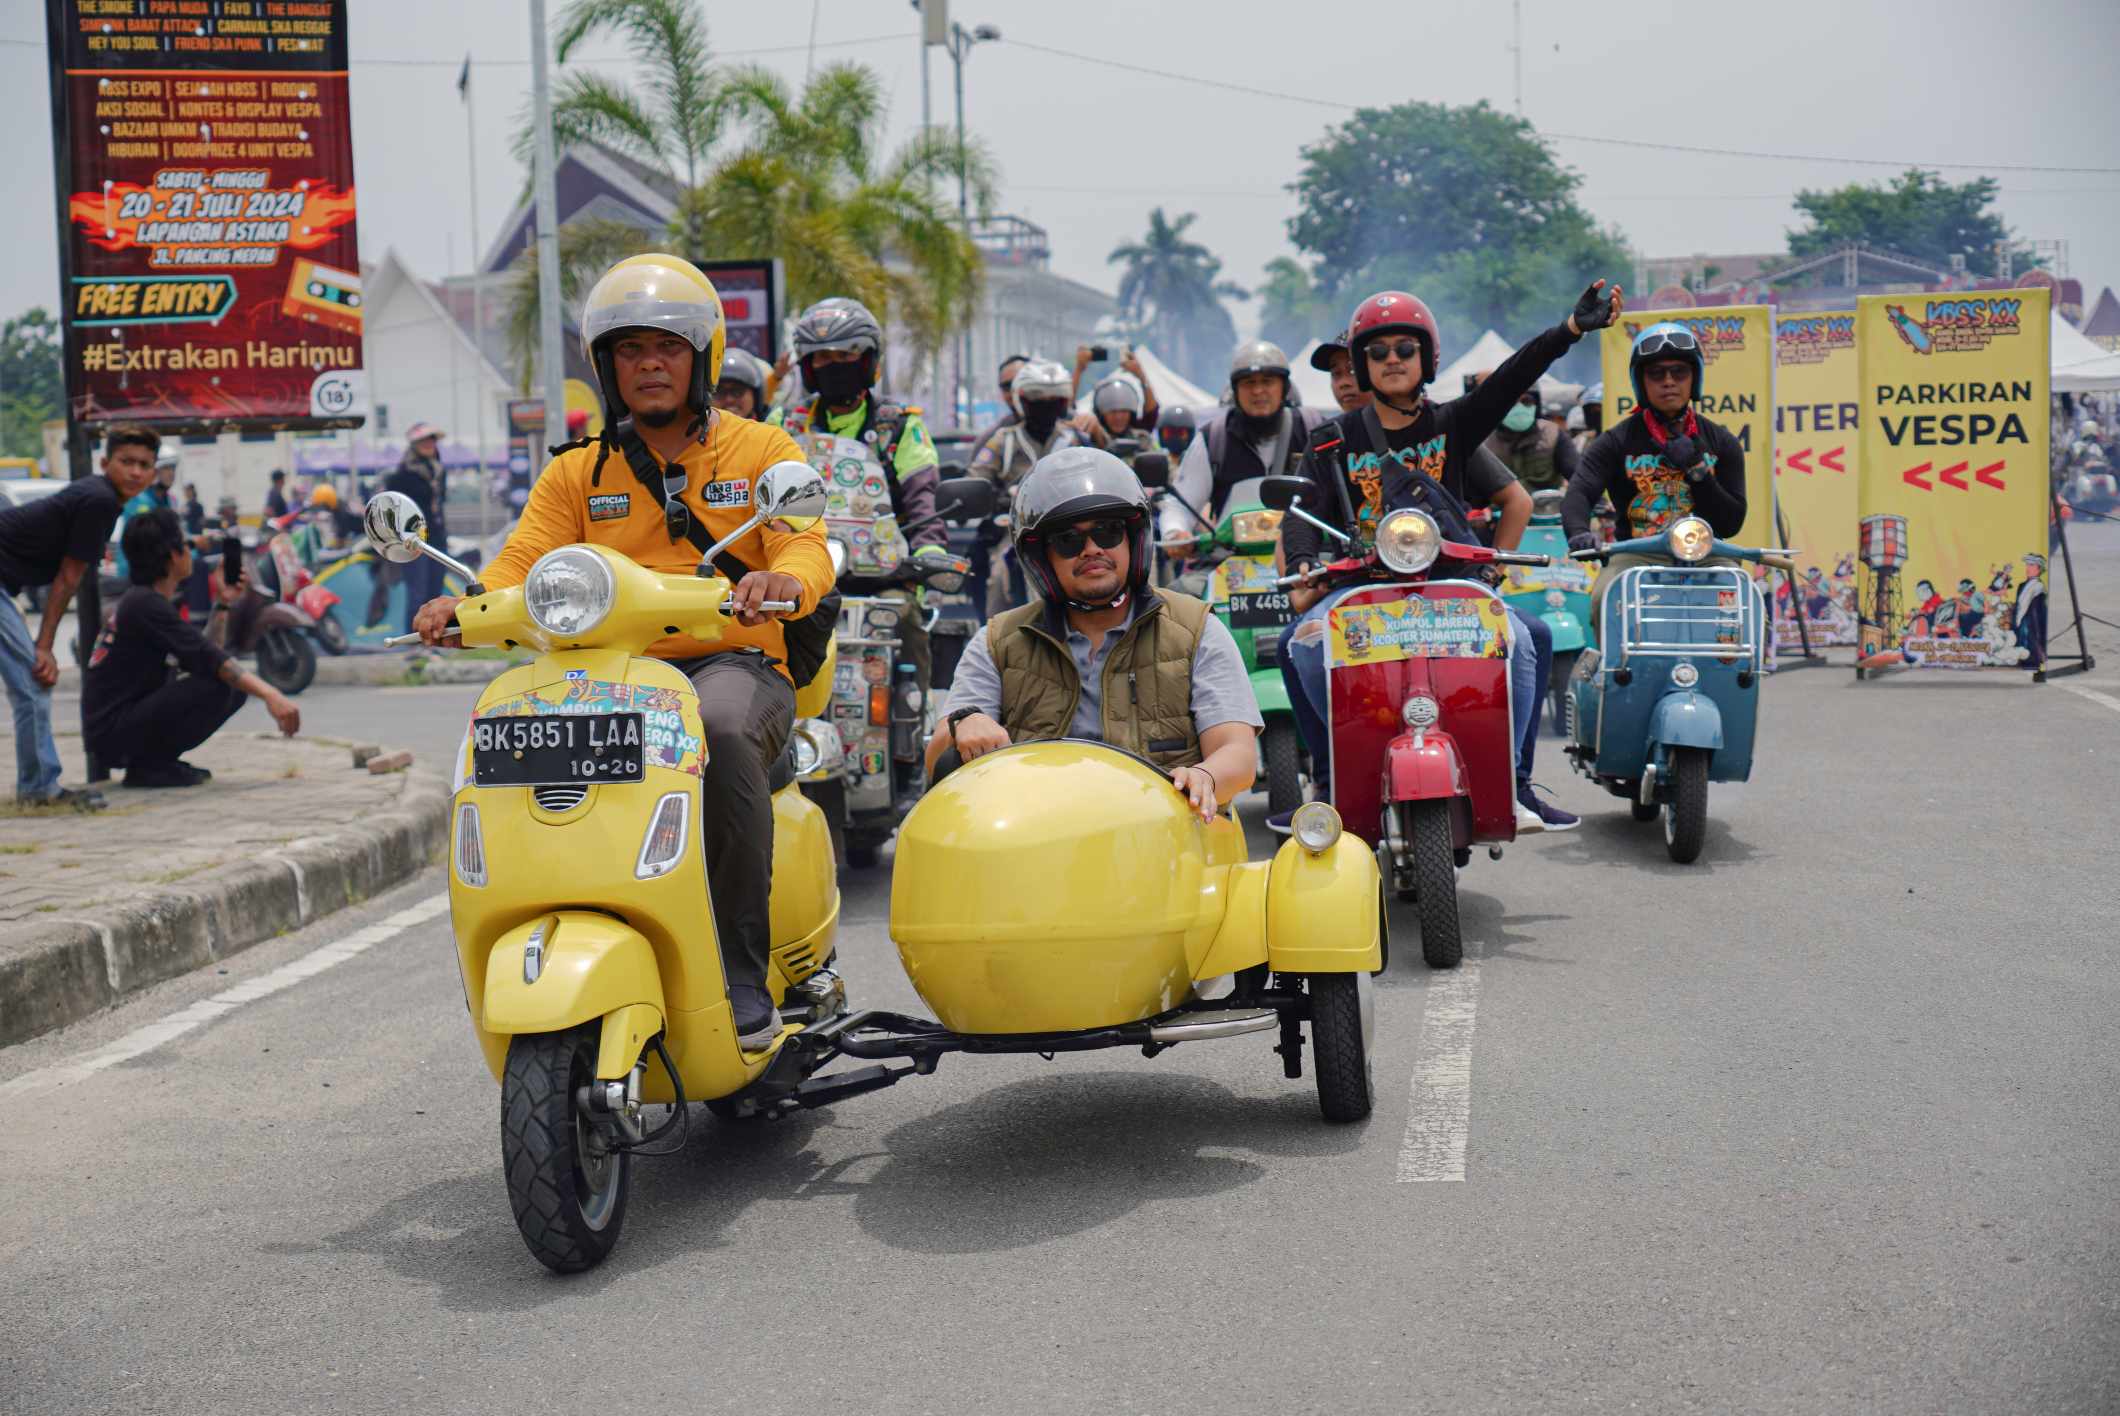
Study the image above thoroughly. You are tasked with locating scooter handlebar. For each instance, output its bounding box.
[716,599,799,616]
[384,619,460,648]
[1490,551,1551,567]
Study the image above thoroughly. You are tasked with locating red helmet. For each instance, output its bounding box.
[1346,291,1441,393]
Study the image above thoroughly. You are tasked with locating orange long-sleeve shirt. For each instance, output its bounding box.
[483,413,834,677]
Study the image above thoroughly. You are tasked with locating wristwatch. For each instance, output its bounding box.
[946,706,983,749]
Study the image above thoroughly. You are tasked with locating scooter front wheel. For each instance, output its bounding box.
[1408,799,1462,970]
[501,1025,632,1273]
[1306,972,1374,1123]
[1664,748,1710,864]
[1630,799,1661,823]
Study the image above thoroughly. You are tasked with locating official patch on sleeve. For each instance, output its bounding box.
[587,492,631,521]
[702,478,750,509]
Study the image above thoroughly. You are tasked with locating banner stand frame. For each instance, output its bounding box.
[1771,502,1830,671]
[2034,491,2104,683]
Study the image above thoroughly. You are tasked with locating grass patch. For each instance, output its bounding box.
[0,843,38,855]
[34,903,58,913]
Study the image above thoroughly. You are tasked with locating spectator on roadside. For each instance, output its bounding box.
[384,423,448,632]
[0,425,163,808]
[264,469,290,520]
[180,481,205,537]
[83,509,300,789]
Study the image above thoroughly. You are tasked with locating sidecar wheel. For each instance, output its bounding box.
[1664,748,1710,864]
[502,1026,632,1273]
[1409,799,1461,970]
[1630,799,1661,823]
[1307,972,1374,1123]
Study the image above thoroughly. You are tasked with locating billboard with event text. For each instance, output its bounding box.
[1773,311,1861,648]
[46,0,364,430]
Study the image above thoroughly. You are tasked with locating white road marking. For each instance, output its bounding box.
[0,894,448,1099]
[1396,961,1481,1183]
[2058,683,2120,716]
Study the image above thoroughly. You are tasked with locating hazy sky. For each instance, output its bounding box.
[6,0,2119,343]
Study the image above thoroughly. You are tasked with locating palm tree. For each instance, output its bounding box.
[505,2,992,394]
[1108,209,1248,384]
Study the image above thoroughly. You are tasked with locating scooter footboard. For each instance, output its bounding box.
[482,912,667,1071]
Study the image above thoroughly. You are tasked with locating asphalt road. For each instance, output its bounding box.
[5,523,2118,1414]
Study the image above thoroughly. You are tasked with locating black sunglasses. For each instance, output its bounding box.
[1364,338,1423,364]
[1046,518,1130,559]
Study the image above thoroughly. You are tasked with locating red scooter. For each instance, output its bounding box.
[1262,477,1548,969]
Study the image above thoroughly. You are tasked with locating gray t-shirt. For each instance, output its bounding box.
[944,595,1264,742]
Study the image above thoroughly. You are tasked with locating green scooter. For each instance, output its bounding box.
[1500,488,1597,734]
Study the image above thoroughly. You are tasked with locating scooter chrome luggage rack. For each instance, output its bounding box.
[1611,565,1764,663]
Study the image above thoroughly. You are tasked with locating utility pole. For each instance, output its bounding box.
[916,0,939,413]
[528,0,567,464]
[946,19,998,428]
[1510,0,1523,115]
[463,54,491,536]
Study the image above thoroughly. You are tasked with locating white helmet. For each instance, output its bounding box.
[1012,358,1074,405]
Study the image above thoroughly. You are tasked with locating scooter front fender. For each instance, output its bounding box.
[1649,690,1725,752]
[483,912,667,1073]
[1384,728,1466,803]
[1540,610,1588,653]
[1250,666,1292,716]
[1264,833,1383,975]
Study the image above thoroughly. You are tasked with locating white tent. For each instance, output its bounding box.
[1132,345,1220,414]
[1432,329,1516,397]
[1290,340,1337,411]
[2050,310,2120,393]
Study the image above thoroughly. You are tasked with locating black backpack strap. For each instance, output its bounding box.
[611,422,759,582]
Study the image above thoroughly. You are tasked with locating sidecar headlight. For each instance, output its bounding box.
[1544,589,1566,610]
[1402,694,1441,729]
[524,546,615,638]
[1290,801,1343,854]
[1375,509,1442,575]
[1670,661,1700,688]
[1666,516,1713,563]
[1232,509,1283,545]
[635,792,690,880]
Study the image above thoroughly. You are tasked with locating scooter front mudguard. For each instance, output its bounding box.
[1648,690,1725,753]
[1384,728,1466,804]
[1263,833,1382,975]
[1540,609,1588,654]
[1250,665,1292,716]
[482,912,667,1081]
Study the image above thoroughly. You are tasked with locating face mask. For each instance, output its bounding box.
[1236,407,1282,442]
[808,359,869,405]
[1502,402,1537,433]
[1022,401,1065,439]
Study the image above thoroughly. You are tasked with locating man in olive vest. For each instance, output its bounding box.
[925,447,1262,820]
[1468,367,1579,494]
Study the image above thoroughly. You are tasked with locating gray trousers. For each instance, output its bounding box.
[681,651,795,995]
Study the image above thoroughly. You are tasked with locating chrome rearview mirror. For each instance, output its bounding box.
[363,490,428,565]
[363,488,483,590]
[698,459,831,574]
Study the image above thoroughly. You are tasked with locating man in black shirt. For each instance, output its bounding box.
[1561,322,1747,632]
[0,425,163,807]
[384,423,449,632]
[84,509,301,788]
[264,470,290,520]
[1274,281,1622,833]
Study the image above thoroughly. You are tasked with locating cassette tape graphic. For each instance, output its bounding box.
[283,259,363,334]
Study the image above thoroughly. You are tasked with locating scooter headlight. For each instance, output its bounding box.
[635,792,690,880]
[1670,661,1700,688]
[1666,516,1713,563]
[1402,694,1441,729]
[1375,509,1442,575]
[1544,589,1567,610]
[789,717,844,779]
[524,546,616,638]
[1232,509,1283,545]
[1290,801,1343,854]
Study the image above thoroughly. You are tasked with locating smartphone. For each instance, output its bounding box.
[221,535,243,587]
[1088,344,1110,362]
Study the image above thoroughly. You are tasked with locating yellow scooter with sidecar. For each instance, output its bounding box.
[369,468,1384,1275]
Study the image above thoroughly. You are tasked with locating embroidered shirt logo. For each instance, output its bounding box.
[587,492,631,522]
[702,478,750,509]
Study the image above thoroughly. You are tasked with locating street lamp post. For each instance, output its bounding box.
[946,21,998,429]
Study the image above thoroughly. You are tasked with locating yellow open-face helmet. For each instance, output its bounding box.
[579,253,726,423]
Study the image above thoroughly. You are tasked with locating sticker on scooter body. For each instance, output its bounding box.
[1328,596,1509,667]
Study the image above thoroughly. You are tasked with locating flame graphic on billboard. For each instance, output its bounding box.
[69,182,358,255]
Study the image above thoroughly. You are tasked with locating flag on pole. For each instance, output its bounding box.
[457,54,471,101]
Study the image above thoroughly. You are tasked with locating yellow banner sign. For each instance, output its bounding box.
[1773,310,1861,647]
[1328,596,1509,668]
[1854,288,2050,671]
[1601,305,1777,547]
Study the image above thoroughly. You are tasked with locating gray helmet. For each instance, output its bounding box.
[1229,339,1291,387]
[1092,373,1145,417]
[718,347,768,392]
[1011,358,1074,406]
[1579,382,1604,407]
[791,297,881,359]
[1011,446,1152,610]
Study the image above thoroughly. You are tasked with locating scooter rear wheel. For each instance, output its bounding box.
[1408,799,1462,970]
[1306,972,1374,1123]
[1262,719,1303,816]
[502,1025,632,1273]
[1664,748,1710,864]
[256,626,316,695]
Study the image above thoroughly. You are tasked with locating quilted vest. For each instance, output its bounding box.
[987,590,1212,769]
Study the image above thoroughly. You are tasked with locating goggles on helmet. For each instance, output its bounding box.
[1632,327,1700,360]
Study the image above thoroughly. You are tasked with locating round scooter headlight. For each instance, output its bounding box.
[1544,589,1567,609]
[1375,508,1442,575]
[1402,694,1441,729]
[523,546,616,638]
[1290,801,1343,854]
[1666,516,1714,563]
[1670,661,1700,688]
[826,536,849,577]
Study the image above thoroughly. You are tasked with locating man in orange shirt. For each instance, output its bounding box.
[412,254,832,1048]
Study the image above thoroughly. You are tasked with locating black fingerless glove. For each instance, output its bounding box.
[1664,434,1709,482]
[1572,281,1616,332]
[1568,532,1599,552]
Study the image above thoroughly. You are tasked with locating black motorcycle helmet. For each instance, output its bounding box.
[792,297,883,400]
[1157,404,1197,459]
[1011,446,1153,612]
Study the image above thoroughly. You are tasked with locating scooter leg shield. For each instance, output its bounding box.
[1648,690,1725,752]
[1265,835,1383,975]
[483,912,666,1058]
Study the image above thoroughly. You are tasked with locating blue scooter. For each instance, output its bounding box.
[1501,489,1596,735]
[1563,516,1793,863]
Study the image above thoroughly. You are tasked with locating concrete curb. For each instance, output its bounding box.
[0,772,451,1048]
[50,650,526,690]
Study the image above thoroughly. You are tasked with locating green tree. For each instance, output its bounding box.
[1108,208,1247,385]
[507,1,991,391]
[1257,256,1340,354]
[1286,100,1628,354]
[1786,168,2013,275]
[0,309,63,459]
